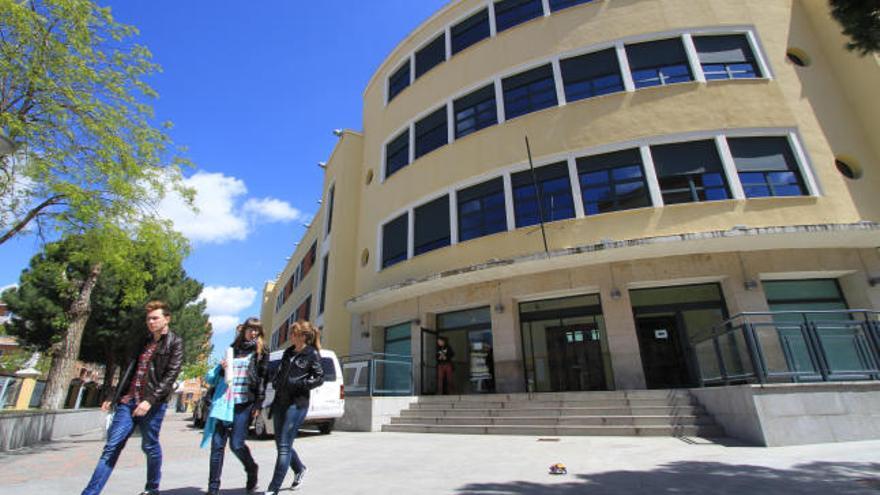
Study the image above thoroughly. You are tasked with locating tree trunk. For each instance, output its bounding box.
[40,262,103,410]
[101,353,116,403]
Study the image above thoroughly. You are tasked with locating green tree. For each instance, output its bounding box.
[2,221,190,408]
[79,256,212,390]
[0,0,191,244]
[830,0,880,56]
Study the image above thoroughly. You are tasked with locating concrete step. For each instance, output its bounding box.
[400,405,705,417]
[410,398,697,409]
[382,423,725,437]
[415,390,692,403]
[390,415,715,427]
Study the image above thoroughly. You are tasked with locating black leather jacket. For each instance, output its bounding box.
[272,345,324,409]
[112,330,184,407]
[221,343,269,409]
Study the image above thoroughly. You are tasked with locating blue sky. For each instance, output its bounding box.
[0,0,449,356]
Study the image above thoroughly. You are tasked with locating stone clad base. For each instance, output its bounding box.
[0,408,105,451]
[690,382,880,446]
[336,396,418,432]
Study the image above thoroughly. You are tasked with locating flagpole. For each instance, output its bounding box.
[524,136,550,258]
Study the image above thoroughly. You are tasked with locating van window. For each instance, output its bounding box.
[320,357,337,381]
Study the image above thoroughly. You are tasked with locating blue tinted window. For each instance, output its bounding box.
[728,137,806,198]
[414,107,448,159]
[503,64,558,120]
[494,0,544,32]
[512,162,575,227]
[457,178,507,242]
[561,48,624,102]
[549,0,594,11]
[577,149,651,215]
[650,140,730,204]
[388,60,410,102]
[416,34,446,79]
[385,130,410,178]
[414,195,451,255]
[451,9,490,54]
[454,85,497,138]
[695,35,761,81]
[625,38,693,88]
[382,213,408,268]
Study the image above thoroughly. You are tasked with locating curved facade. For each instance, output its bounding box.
[264,0,880,395]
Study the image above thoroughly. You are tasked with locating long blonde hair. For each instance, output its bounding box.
[234,317,265,358]
[290,320,322,350]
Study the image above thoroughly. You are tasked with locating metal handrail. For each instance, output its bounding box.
[340,352,414,397]
[694,310,880,386]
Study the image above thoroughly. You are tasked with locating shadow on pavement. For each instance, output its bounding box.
[162,489,254,495]
[456,461,880,495]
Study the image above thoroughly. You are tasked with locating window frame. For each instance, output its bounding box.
[451,8,491,55]
[415,32,447,79]
[502,63,559,120]
[414,194,452,256]
[387,58,412,103]
[511,161,576,228]
[414,106,449,159]
[381,212,410,269]
[494,0,545,33]
[457,177,508,242]
[384,128,411,179]
[577,148,653,215]
[453,83,498,139]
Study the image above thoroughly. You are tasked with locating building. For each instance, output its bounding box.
[262,0,879,402]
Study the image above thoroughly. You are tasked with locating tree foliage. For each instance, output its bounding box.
[1,221,199,407]
[0,0,191,245]
[830,0,880,56]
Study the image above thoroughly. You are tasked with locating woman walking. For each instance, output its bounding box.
[266,321,325,493]
[201,317,268,494]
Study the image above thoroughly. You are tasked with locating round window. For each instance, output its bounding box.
[360,248,370,267]
[365,169,374,185]
[835,157,861,180]
[786,48,810,67]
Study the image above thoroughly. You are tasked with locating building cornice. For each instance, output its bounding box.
[346,222,880,312]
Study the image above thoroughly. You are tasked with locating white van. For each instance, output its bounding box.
[252,349,345,436]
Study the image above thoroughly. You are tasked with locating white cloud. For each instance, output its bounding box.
[200,286,256,315]
[208,315,240,335]
[157,171,306,244]
[244,197,306,223]
[199,285,257,334]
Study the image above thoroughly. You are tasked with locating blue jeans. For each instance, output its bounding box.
[208,402,257,492]
[267,402,308,491]
[81,399,168,495]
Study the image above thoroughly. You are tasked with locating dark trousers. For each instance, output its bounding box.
[208,402,257,493]
[437,362,454,394]
[82,399,167,495]
[267,402,309,491]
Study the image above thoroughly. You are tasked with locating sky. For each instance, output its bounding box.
[0,0,450,357]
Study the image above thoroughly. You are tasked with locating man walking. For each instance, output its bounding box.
[82,300,184,495]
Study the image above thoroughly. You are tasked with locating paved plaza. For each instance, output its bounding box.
[1,413,879,494]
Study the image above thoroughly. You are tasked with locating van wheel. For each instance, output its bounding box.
[253,415,268,438]
[319,420,334,435]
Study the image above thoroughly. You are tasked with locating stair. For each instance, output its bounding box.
[382,390,724,437]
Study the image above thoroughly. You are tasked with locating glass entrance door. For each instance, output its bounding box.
[520,294,612,392]
[546,324,607,391]
[434,307,495,394]
[631,284,728,389]
[421,327,438,395]
[635,316,689,389]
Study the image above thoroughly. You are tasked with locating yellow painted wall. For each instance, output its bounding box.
[351,0,879,299]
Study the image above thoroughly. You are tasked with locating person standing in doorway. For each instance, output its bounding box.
[81,300,184,495]
[201,317,268,494]
[436,336,455,395]
[266,321,324,494]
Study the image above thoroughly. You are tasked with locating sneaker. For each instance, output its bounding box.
[291,467,307,490]
[246,464,259,493]
[138,491,160,495]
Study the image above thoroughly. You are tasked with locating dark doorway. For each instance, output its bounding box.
[421,327,438,395]
[546,324,607,391]
[630,283,728,389]
[635,316,689,389]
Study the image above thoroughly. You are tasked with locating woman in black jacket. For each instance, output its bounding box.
[266,320,324,494]
[204,317,269,495]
